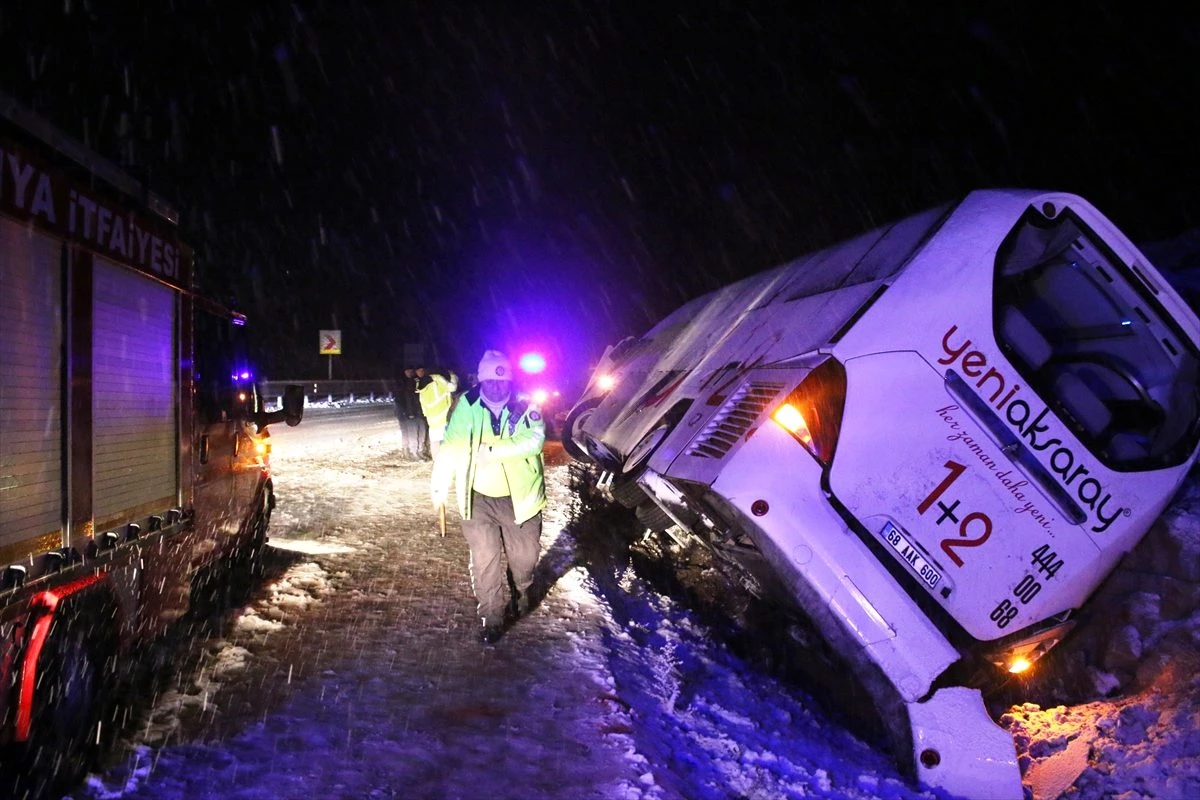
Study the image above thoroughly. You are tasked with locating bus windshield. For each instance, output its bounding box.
[994,207,1200,470]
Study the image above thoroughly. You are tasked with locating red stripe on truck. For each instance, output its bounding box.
[14,572,106,741]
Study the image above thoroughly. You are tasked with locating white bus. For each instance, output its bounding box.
[562,189,1200,798]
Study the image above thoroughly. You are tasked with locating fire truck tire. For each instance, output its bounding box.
[22,597,117,796]
[245,497,270,579]
[234,484,272,580]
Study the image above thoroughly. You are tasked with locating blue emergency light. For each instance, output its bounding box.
[519,352,546,374]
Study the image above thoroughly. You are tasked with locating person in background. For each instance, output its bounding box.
[416,365,459,458]
[431,350,545,645]
[395,366,426,461]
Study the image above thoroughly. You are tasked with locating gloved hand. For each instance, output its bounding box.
[431,486,448,511]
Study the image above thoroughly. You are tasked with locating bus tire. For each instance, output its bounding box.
[610,400,692,510]
[621,400,691,478]
[562,398,601,463]
[609,477,649,508]
[635,501,674,532]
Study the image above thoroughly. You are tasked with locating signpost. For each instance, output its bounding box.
[319,329,342,379]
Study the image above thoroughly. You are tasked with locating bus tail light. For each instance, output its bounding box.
[984,614,1075,678]
[770,358,847,466]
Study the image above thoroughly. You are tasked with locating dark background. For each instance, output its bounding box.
[3,2,1200,393]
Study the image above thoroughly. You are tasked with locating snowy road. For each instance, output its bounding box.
[68,403,1200,800]
[69,404,931,800]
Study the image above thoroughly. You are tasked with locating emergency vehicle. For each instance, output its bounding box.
[0,92,302,796]
[563,189,1200,798]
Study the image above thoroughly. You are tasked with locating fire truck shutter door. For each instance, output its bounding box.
[92,259,178,526]
[0,220,64,556]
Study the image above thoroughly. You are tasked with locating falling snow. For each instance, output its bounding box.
[0,5,1198,798]
[65,403,1200,800]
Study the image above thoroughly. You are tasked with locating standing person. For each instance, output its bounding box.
[431,350,546,645]
[395,366,426,461]
[416,366,459,458]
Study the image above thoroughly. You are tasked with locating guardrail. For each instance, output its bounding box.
[260,379,396,408]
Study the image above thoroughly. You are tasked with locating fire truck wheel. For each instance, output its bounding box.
[246,490,272,578]
[247,518,268,578]
[24,599,116,794]
[228,487,271,582]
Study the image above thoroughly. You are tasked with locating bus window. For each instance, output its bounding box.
[994,208,1200,470]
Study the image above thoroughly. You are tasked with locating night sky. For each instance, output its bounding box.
[4,2,1200,391]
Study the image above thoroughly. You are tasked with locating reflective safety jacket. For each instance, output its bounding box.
[418,372,458,430]
[431,387,546,524]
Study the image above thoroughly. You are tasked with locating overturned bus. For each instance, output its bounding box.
[562,189,1200,798]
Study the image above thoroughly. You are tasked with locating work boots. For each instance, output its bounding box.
[484,593,530,644]
[480,618,503,645]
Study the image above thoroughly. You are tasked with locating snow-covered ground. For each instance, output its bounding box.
[67,404,1199,800]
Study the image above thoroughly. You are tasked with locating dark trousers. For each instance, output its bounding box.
[398,416,428,460]
[461,492,542,626]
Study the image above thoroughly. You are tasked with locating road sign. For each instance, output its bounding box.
[319,329,342,355]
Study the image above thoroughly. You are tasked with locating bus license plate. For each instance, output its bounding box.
[880,521,941,589]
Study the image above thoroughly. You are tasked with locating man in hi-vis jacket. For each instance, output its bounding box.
[416,366,458,457]
[431,350,545,645]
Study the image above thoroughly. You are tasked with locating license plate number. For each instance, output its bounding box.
[880,521,941,589]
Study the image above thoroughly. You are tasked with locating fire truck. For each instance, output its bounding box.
[0,92,303,796]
